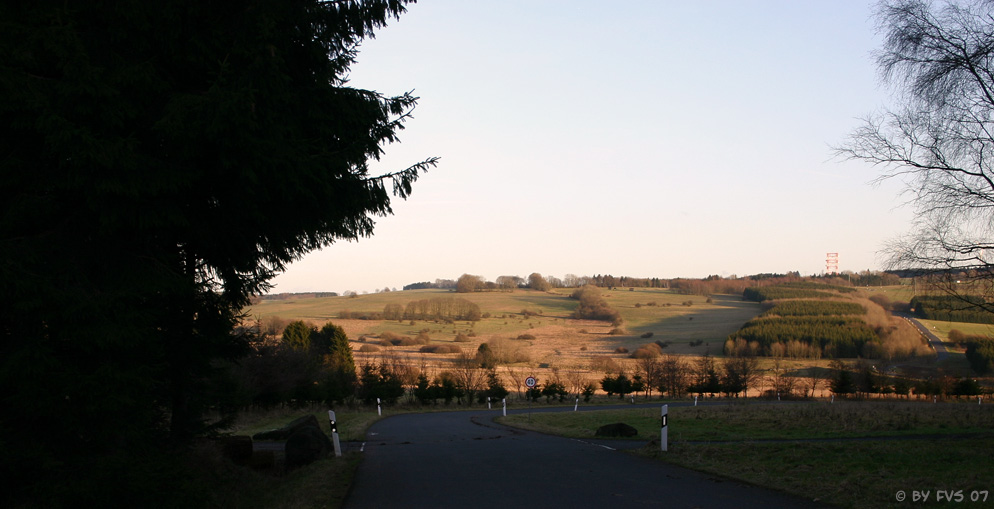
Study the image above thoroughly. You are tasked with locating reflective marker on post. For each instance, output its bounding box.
[377,397,381,416]
[574,397,578,412]
[660,404,668,452]
[502,398,506,417]
[487,396,491,410]
[328,410,342,457]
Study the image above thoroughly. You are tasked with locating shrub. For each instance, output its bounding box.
[614,347,629,354]
[631,343,663,359]
[966,339,994,374]
[640,332,654,339]
[398,336,428,346]
[609,326,628,335]
[358,344,380,353]
[570,285,623,324]
[516,333,536,340]
[590,356,620,373]
[419,344,462,354]
[454,333,471,342]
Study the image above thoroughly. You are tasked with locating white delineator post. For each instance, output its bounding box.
[487,396,492,410]
[328,410,342,457]
[574,397,579,412]
[660,404,668,452]
[377,398,381,416]
[502,398,506,417]
[694,395,698,406]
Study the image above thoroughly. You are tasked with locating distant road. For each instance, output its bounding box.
[345,405,827,508]
[896,313,950,361]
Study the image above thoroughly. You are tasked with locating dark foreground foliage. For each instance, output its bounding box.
[1,1,428,506]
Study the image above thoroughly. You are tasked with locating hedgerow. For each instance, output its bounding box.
[762,300,865,317]
[730,316,878,358]
[910,295,994,324]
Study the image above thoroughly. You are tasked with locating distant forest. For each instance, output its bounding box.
[403,271,901,296]
[259,292,340,300]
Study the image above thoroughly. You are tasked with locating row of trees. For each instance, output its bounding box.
[392,297,482,321]
[762,300,866,317]
[454,272,554,292]
[237,321,358,408]
[910,295,994,324]
[408,272,901,295]
[730,316,880,358]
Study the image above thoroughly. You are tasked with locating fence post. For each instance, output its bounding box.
[327,410,342,457]
[660,404,668,452]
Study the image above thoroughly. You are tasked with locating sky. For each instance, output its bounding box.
[269,0,916,294]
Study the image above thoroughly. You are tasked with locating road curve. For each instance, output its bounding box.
[344,405,827,508]
[896,313,950,361]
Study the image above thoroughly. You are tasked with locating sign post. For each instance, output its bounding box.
[502,398,506,417]
[660,404,668,452]
[328,410,342,457]
[377,397,381,416]
[525,376,536,419]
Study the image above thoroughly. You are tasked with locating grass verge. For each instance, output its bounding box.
[499,401,994,508]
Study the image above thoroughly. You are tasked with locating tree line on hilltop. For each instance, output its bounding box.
[402,271,900,296]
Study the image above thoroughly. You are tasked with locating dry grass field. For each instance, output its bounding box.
[246,288,763,386]
[245,284,988,392]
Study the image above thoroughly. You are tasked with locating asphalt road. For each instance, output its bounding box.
[344,404,827,508]
[896,313,950,361]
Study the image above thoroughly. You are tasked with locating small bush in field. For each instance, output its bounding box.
[516,334,536,340]
[358,344,380,353]
[631,343,663,359]
[614,347,629,354]
[454,333,470,342]
[609,327,628,335]
[419,344,462,354]
[580,346,588,351]
[590,356,620,373]
[640,332,654,339]
[398,335,428,346]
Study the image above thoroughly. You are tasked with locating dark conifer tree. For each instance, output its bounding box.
[1,1,431,504]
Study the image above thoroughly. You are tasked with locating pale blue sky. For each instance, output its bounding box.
[270,1,914,294]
